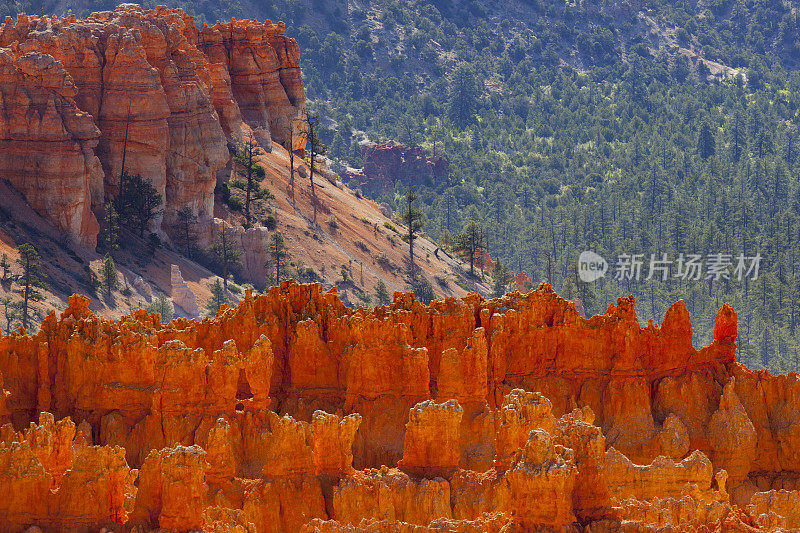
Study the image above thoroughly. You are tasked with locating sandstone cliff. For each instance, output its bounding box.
[344,142,449,195]
[0,5,305,246]
[1,283,799,530]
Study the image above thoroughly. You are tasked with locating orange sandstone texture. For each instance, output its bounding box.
[0,5,305,244]
[0,282,799,530]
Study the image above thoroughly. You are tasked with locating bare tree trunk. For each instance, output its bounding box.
[245,142,253,225]
[22,257,30,329]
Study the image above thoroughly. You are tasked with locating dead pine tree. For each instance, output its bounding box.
[286,121,297,207]
[305,112,326,226]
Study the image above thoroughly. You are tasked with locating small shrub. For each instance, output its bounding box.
[227,195,244,211]
[384,221,398,233]
[376,253,391,269]
[354,188,363,198]
[256,188,275,201]
[435,275,449,288]
[355,241,369,252]
[328,216,339,231]
[264,215,277,230]
[229,178,247,190]
[357,291,372,305]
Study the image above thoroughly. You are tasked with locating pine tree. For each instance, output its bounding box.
[0,253,10,281]
[400,189,425,280]
[99,203,120,252]
[761,327,773,367]
[267,231,290,286]
[146,294,174,323]
[730,109,745,162]
[305,113,327,226]
[453,221,486,276]
[16,243,47,330]
[114,172,162,238]
[398,114,418,146]
[449,63,478,128]
[374,280,391,306]
[208,226,242,292]
[0,296,16,334]
[101,253,118,300]
[205,279,228,316]
[698,122,716,159]
[410,275,435,304]
[232,138,266,226]
[174,206,199,257]
[491,258,513,298]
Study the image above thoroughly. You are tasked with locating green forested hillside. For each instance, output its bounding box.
[6,0,800,371]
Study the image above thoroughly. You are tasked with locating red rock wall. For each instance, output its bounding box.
[344,142,450,194]
[1,282,799,530]
[0,5,306,245]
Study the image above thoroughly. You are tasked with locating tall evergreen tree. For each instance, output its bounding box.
[267,231,290,286]
[208,226,242,292]
[453,221,486,276]
[449,64,478,128]
[400,189,425,280]
[698,122,716,159]
[374,280,391,306]
[174,206,198,257]
[101,253,118,301]
[232,138,265,226]
[205,279,228,316]
[99,203,120,253]
[491,259,513,298]
[114,172,162,238]
[16,243,46,330]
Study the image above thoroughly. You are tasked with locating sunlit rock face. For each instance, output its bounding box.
[0,4,305,245]
[0,282,799,530]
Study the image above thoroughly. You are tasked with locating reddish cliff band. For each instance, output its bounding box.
[1,281,799,530]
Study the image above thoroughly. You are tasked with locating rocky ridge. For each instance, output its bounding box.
[0,4,305,246]
[1,282,799,531]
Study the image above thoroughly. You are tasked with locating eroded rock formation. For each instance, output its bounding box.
[0,5,305,245]
[1,282,800,530]
[344,142,449,195]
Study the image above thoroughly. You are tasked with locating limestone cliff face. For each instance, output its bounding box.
[0,283,799,530]
[0,5,305,245]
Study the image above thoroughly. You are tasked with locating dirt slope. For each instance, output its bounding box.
[0,141,487,330]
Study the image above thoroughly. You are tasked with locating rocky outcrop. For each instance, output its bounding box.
[193,17,305,148]
[344,142,449,195]
[170,264,200,317]
[0,413,129,531]
[747,490,800,529]
[0,50,102,246]
[0,5,305,244]
[398,399,463,478]
[0,282,799,530]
